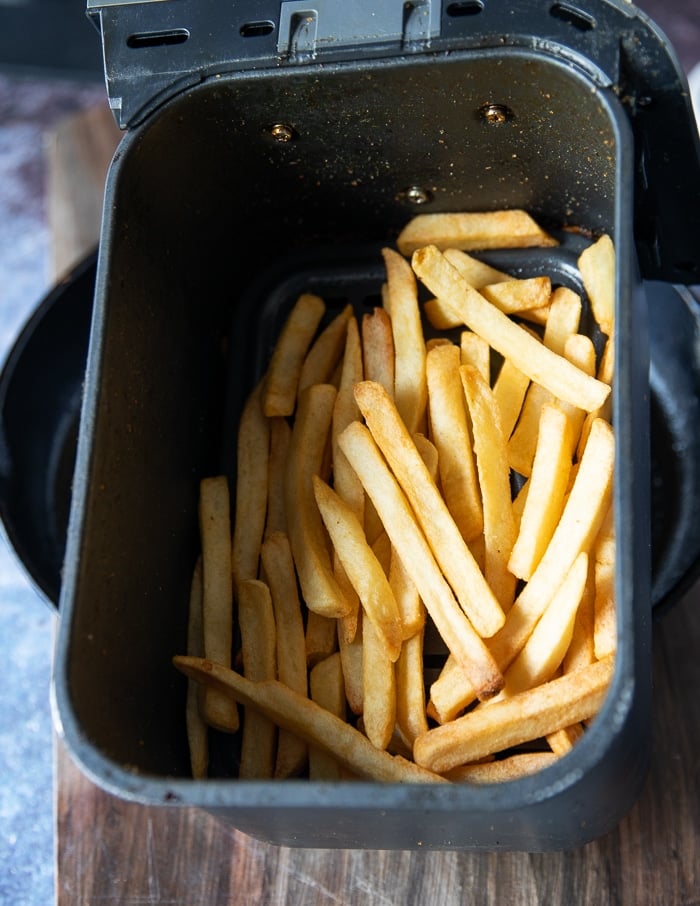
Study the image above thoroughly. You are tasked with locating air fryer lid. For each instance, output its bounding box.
[88,0,700,285]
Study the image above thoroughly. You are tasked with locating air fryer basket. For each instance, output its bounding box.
[51,0,699,850]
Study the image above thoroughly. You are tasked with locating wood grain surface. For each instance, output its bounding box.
[50,72,699,906]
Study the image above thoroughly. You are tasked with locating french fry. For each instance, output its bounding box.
[441,249,512,288]
[263,292,326,417]
[362,617,397,750]
[443,752,559,783]
[389,545,425,640]
[547,723,585,756]
[313,475,402,662]
[338,610,364,716]
[460,365,517,611]
[578,233,615,338]
[495,552,588,700]
[305,610,338,667]
[396,628,429,745]
[198,476,238,733]
[411,245,610,412]
[260,532,308,778]
[543,287,582,356]
[298,304,354,394]
[173,656,448,783]
[362,306,395,396]
[284,382,352,619]
[337,419,504,701]
[492,357,531,440]
[354,380,505,639]
[185,557,208,779]
[459,330,490,382]
[309,653,347,780]
[237,579,277,780]
[562,557,596,675]
[426,343,483,543]
[414,656,614,773]
[397,210,558,256]
[594,507,616,659]
[265,416,291,538]
[332,316,365,644]
[480,276,552,314]
[507,404,574,581]
[232,380,270,589]
[382,247,427,435]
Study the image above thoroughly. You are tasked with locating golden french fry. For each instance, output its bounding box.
[298,304,354,395]
[492,357,531,440]
[481,276,552,313]
[496,552,588,700]
[507,404,574,581]
[414,656,614,773]
[263,292,325,416]
[396,628,429,745]
[305,610,338,667]
[198,475,238,733]
[237,579,277,780]
[426,343,483,543]
[506,335,592,482]
[332,316,365,644]
[545,287,582,354]
[578,233,615,337]
[389,545,425,640]
[459,330,490,382]
[232,381,270,589]
[309,653,347,780]
[354,380,505,639]
[338,610,364,716]
[547,723,584,756]
[382,247,427,435]
[562,556,596,675]
[460,365,517,611]
[265,416,291,538]
[411,245,609,413]
[444,752,559,783]
[362,617,397,750]
[260,532,308,778]
[397,210,558,256]
[594,507,616,659]
[285,383,352,619]
[577,335,614,458]
[440,249,512,288]
[173,656,448,783]
[337,419,504,701]
[185,557,208,779]
[313,475,402,662]
[362,306,395,396]
[389,434,435,641]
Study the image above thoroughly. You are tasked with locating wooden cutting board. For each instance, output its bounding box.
[50,102,700,906]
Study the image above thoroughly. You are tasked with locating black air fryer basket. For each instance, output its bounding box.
[41,0,700,850]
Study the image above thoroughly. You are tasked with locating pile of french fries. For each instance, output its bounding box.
[174,209,617,785]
